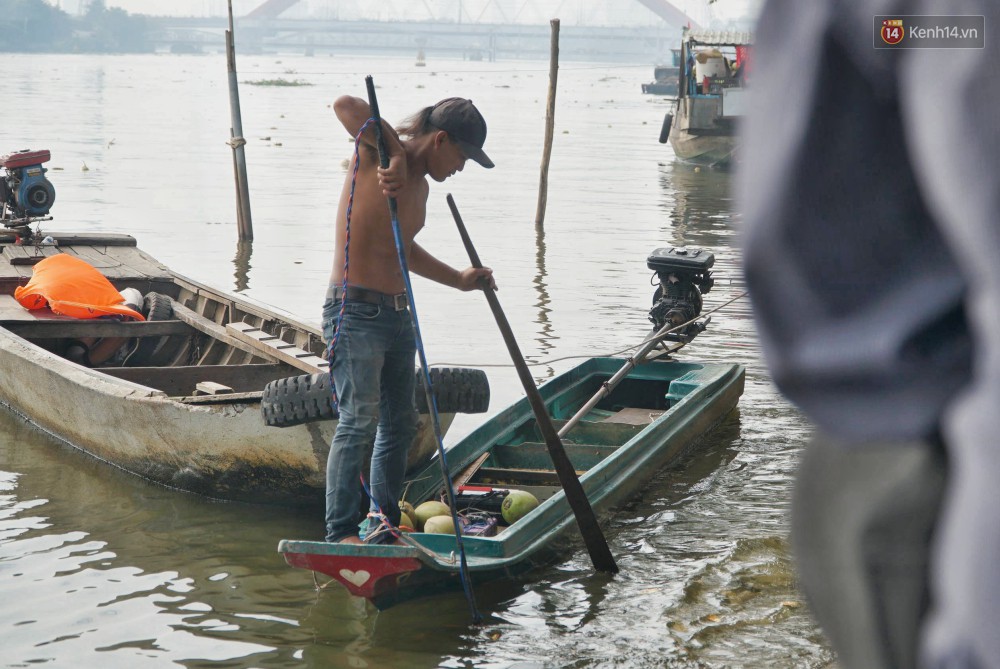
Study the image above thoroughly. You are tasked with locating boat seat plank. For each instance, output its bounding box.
[0,295,190,339]
[178,391,264,405]
[47,232,138,247]
[489,441,618,471]
[535,418,645,446]
[3,319,192,339]
[472,467,584,487]
[453,452,492,490]
[226,321,328,374]
[100,362,288,396]
[3,245,60,266]
[195,381,234,395]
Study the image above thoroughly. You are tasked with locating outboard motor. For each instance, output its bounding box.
[1,149,57,227]
[647,246,714,342]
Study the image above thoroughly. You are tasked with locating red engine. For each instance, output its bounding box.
[1,149,51,170]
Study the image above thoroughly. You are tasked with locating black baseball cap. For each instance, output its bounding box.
[428,98,494,169]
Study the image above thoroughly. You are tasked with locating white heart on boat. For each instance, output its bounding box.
[339,569,371,587]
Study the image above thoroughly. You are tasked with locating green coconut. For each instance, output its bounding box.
[399,500,416,522]
[399,511,415,531]
[413,500,450,531]
[501,490,540,524]
[423,515,457,534]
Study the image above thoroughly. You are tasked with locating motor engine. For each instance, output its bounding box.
[1,149,57,227]
[647,246,714,342]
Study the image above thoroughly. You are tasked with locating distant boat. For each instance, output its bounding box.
[641,50,681,96]
[659,29,753,167]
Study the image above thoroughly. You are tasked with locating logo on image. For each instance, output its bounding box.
[881,19,904,45]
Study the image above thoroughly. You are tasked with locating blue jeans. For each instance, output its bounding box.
[322,293,417,543]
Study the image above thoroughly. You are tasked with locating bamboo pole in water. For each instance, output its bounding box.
[534,19,560,228]
[226,0,253,241]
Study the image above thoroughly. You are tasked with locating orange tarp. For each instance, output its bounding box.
[14,253,145,321]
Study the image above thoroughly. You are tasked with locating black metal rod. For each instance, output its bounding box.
[446,193,618,574]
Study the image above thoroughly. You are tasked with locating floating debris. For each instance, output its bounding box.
[242,78,314,87]
[81,162,89,172]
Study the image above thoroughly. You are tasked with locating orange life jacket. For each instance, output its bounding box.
[14,253,145,321]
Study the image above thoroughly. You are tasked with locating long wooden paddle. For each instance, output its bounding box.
[446,193,618,574]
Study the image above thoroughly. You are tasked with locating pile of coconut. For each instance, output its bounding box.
[399,490,539,535]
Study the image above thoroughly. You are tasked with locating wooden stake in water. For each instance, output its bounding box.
[226,0,253,242]
[534,18,560,228]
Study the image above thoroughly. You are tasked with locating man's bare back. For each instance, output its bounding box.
[330,142,428,294]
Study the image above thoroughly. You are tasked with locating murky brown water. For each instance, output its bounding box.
[0,53,830,667]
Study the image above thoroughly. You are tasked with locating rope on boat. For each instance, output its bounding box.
[322,118,374,409]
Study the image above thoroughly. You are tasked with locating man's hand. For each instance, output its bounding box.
[377,151,407,198]
[457,266,496,292]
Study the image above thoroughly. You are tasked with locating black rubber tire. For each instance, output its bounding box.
[262,372,337,428]
[128,292,173,366]
[414,367,490,414]
[262,367,490,428]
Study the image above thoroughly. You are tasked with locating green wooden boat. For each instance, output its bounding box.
[279,356,745,608]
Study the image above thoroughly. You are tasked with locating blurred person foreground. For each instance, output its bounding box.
[740,2,1000,668]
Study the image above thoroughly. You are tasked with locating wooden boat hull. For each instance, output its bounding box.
[668,98,738,166]
[279,357,745,607]
[0,233,455,506]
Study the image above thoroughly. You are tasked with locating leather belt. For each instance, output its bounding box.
[327,285,408,311]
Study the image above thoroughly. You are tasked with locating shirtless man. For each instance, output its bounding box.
[323,95,495,544]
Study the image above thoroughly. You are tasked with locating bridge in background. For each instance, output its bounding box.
[146,0,695,62]
[148,16,683,62]
[244,0,700,27]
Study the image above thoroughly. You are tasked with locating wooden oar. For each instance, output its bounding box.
[446,193,618,574]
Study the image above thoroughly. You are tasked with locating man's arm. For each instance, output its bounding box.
[332,95,407,197]
[409,242,496,291]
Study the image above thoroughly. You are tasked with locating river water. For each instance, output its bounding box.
[0,52,829,667]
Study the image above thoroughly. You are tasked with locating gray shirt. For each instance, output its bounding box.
[741,1,1000,665]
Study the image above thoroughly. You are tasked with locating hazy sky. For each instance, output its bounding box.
[52,0,760,28]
